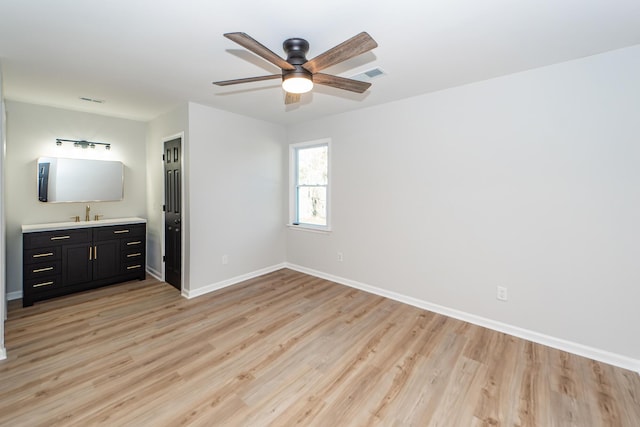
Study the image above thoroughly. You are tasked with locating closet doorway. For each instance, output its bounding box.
[164,136,182,291]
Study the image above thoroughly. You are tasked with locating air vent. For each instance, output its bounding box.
[79,97,105,104]
[350,67,387,81]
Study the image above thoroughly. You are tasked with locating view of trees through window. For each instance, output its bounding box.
[296,144,328,226]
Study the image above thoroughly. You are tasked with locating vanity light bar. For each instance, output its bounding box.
[55,138,111,150]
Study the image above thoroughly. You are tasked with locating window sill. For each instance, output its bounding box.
[286,224,332,234]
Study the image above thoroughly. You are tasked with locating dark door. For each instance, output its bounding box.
[164,137,182,290]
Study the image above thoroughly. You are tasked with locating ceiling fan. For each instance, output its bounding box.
[213,32,378,104]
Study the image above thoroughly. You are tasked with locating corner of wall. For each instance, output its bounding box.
[145,104,189,289]
[0,67,6,358]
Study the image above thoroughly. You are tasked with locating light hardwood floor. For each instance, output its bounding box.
[1,269,639,426]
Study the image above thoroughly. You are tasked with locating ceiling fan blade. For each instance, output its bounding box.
[284,92,301,105]
[213,74,281,86]
[313,73,372,93]
[302,32,378,74]
[224,32,295,71]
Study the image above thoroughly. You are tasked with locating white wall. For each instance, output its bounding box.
[287,45,640,362]
[187,102,286,293]
[146,104,188,279]
[4,101,147,295]
[0,67,6,359]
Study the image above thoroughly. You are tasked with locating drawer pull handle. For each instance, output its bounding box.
[33,281,54,288]
[127,241,142,246]
[114,230,130,234]
[33,266,54,273]
[51,235,71,240]
[127,265,142,270]
[127,253,142,258]
[33,252,54,258]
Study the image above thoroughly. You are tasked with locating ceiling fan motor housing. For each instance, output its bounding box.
[283,38,309,64]
[282,38,313,82]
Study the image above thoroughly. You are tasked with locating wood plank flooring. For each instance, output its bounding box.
[1,269,639,426]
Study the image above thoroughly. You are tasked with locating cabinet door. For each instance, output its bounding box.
[93,240,120,280]
[62,243,92,286]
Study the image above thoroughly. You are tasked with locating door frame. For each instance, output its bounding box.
[161,132,186,294]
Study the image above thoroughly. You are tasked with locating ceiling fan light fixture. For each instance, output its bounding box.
[282,75,313,94]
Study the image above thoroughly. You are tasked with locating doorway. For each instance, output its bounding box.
[164,137,182,291]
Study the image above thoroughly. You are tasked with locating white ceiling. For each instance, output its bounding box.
[1,0,639,125]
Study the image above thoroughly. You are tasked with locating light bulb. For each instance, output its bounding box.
[282,76,313,94]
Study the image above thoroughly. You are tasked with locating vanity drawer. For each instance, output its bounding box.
[25,276,63,292]
[24,246,61,264]
[122,261,144,274]
[24,260,62,279]
[122,249,144,263]
[121,235,145,273]
[121,237,144,251]
[25,228,91,248]
[95,224,145,241]
[94,223,146,279]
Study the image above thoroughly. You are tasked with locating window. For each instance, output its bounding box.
[290,139,330,231]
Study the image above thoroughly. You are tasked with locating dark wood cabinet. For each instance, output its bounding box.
[23,222,146,307]
[62,242,93,285]
[93,239,120,280]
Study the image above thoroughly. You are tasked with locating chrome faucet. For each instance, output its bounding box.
[85,205,90,221]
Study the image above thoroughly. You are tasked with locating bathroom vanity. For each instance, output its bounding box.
[22,217,146,307]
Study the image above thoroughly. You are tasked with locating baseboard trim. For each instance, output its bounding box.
[184,263,287,299]
[146,267,163,282]
[7,291,22,301]
[0,346,6,361]
[285,263,640,374]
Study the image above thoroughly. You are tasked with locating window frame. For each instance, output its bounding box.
[289,138,331,232]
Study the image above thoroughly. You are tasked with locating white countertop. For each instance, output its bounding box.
[22,217,147,233]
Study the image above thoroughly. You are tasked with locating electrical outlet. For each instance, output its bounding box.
[337,252,343,262]
[497,286,508,301]
[222,254,228,265]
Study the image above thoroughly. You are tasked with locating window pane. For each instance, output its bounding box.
[297,146,328,186]
[297,186,327,226]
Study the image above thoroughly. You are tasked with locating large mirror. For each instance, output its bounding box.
[37,157,124,203]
